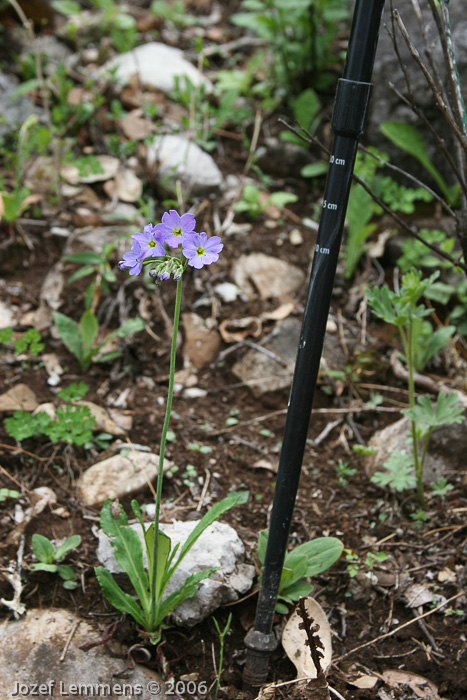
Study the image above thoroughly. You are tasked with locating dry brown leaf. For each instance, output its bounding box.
[348,674,378,689]
[437,567,456,583]
[115,168,143,202]
[381,670,445,699]
[251,458,278,473]
[219,317,262,343]
[119,109,154,140]
[261,302,295,321]
[282,597,332,679]
[0,384,39,412]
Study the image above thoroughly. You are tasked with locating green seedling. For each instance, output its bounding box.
[30,533,81,589]
[335,459,357,486]
[0,328,44,357]
[0,488,20,502]
[64,244,117,311]
[344,547,388,578]
[380,121,460,206]
[96,491,248,644]
[430,477,454,499]
[257,530,343,613]
[366,270,463,506]
[212,613,232,698]
[53,309,144,373]
[234,183,298,219]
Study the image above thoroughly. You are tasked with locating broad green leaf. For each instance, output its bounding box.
[55,535,81,561]
[30,562,58,573]
[290,537,343,577]
[300,162,328,178]
[171,492,248,577]
[95,567,147,628]
[57,564,77,580]
[269,192,298,208]
[53,312,84,367]
[32,534,56,564]
[280,555,307,589]
[380,122,452,203]
[65,253,103,265]
[100,500,150,609]
[279,579,313,601]
[80,310,98,362]
[144,525,171,600]
[51,0,81,14]
[67,266,97,284]
[257,529,268,566]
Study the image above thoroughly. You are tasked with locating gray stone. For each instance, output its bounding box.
[146,135,223,196]
[97,42,212,95]
[231,253,305,300]
[97,520,255,627]
[368,1,467,184]
[0,609,168,700]
[364,415,467,485]
[77,452,172,507]
[231,317,347,398]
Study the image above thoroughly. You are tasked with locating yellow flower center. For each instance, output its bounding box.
[148,240,157,248]
[196,246,205,257]
[172,227,182,237]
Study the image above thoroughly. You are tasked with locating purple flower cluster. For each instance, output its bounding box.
[118,209,223,279]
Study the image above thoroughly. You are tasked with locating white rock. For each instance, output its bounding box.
[77,451,171,506]
[0,300,15,329]
[147,135,223,195]
[0,609,168,700]
[97,519,255,626]
[97,42,212,95]
[214,282,240,303]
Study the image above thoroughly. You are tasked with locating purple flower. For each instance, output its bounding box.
[131,223,166,258]
[153,209,196,249]
[118,240,146,276]
[182,232,223,269]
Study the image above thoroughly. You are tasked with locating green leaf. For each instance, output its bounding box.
[371,451,416,491]
[380,122,453,203]
[57,564,78,581]
[280,555,307,588]
[80,310,98,363]
[300,162,328,178]
[279,579,313,601]
[30,562,58,573]
[145,525,171,601]
[67,266,97,285]
[64,253,104,265]
[99,500,150,610]
[55,535,81,561]
[268,192,298,209]
[170,492,248,578]
[51,0,81,14]
[32,534,56,564]
[53,312,84,368]
[404,392,464,428]
[287,537,343,577]
[95,566,147,628]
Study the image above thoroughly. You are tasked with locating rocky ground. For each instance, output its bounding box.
[0,2,466,699]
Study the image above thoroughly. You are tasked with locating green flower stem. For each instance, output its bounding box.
[149,273,184,627]
[400,319,424,506]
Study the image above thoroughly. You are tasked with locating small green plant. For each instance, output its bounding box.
[344,548,388,578]
[231,0,349,97]
[257,530,343,614]
[380,121,460,206]
[53,309,145,372]
[212,613,232,698]
[64,243,117,311]
[430,477,454,499]
[53,0,137,53]
[0,488,20,502]
[366,270,464,505]
[234,183,298,219]
[0,115,48,225]
[0,328,44,357]
[97,492,248,643]
[335,459,357,486]
[4,383,96,446]
[30,533,81,589]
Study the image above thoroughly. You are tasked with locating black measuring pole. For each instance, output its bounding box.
[243,0,385,688]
